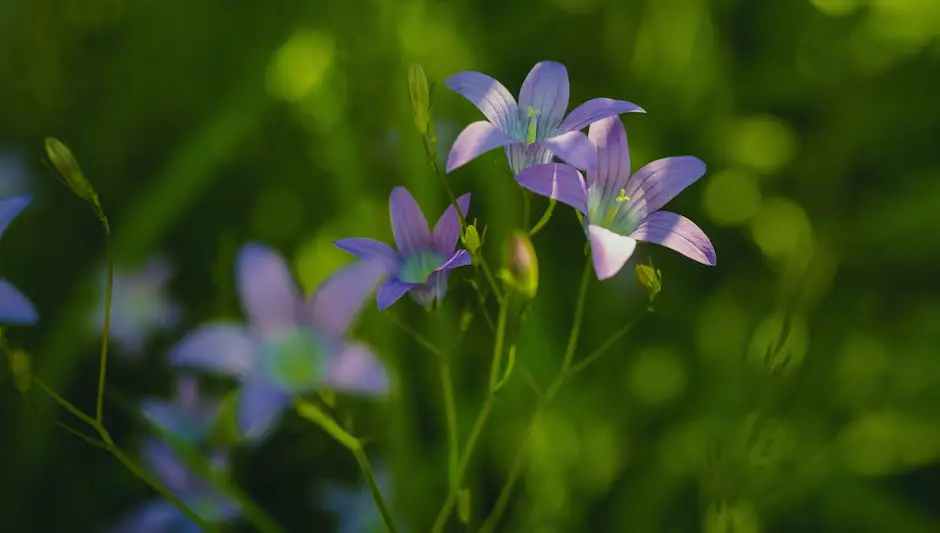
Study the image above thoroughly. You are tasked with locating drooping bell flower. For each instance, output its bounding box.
[515,116,716,279]
[0,195,37,325]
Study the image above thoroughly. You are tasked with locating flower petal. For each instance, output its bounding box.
[630,211,716,266]
[108,500,184,533]
[0,279,37,325]
[389,186,431,254]
[325,342,390,395]
[376,278,418,310]
[445,71,518,131]
[305,260,388,336]
[588,224,638,280]
[0,195,30,239]
[446,121,519,173]
[141,439,192,494]
[170,323,257,378]
[236,244,301,336]
[623,156,707,217]
[559,98,645,133]
[334,238,399,272]
[587,116,631,195]
[238,381,290,441]
[518,61,569,135]
[515,163,588,214]
[431,193,471,253]
[435,249,472,272]
[539,131,597,170]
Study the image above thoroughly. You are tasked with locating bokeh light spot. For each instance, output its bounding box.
[267,29,336,103]
[746,311,808,373]
[727,115,796,174]
[703,168,762,226]
[750,197,814,260]
[627,347,688,407]
[696,290,751,367]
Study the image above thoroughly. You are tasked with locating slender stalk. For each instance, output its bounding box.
[386,312,445,359]
[528,198,556,237]
[296,400,398,533]
[441,360,459,488]
[558,256,593,377]
[522,189,532,230]
[487,295,511,391]
[96,225,114,423]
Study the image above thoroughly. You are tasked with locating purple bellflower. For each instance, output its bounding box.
[334,186,472,310]
[516,116,716,280]
[170,244,389,441]
[140,377,220,446]
[0,195,37,325]
[445,61,644,175]
[94,257,181,357]
[109,440,239,533]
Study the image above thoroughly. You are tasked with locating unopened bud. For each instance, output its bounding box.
[461,221,482,255]
[9,349,31,393]
[45,137,97,202]
[500,230,538,298]
[408,63,431,135]
[635,260,662,303]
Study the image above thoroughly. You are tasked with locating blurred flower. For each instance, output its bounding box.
[0,149,31,197]
[171,243,389,441]
[516,116,716,280]
[334,187,472,310]
[321,464,407,533]
[109,440,238,533]
[0,196,37,325]
[445,61,644,175]
[93,257,181,357]
[140,377,220,445]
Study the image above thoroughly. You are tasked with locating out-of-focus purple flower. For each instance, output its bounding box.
[93,257,181,356]
[0,149,31,198]
[445,61,644,175]
[321,464,407,533]
[0,196,37,325]
[140,377,220,446]
[334,186,472,310]
[171,243,389,441]
[515,116,716,280]
[109,440,239,533]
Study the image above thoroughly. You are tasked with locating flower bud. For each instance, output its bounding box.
[45,137,97,202]
[500,230,538,299]
[408,63,431,135]
[461,221,482,255]
[635,261,662,303]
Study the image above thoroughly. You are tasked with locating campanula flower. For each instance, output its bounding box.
[446,61,644,175]
[171,243,389,441]
[0,195,37,325]
[516,116,716,279]
[109,440,238,533]
[334,187,472,310]
[140,377,219,445]
[93,257,181,356]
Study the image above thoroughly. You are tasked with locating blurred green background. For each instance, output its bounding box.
[2,0,940,531]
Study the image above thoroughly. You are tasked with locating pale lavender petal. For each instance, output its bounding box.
[334,238,399,272]
[446,121,519,173]
[431,193,471,253]
[539,131,597,170]
[515,163,588,214]
[176,376,200,412]
[0,195,30,239]
[444,71,519,131]
[141,439,191,494]
[238,381,290,441]
[325,342,389,395]
[0,279,37,325]
[236,244,301,336]
[623,156,707,217]
[630,211,716,266]
[376,278,418,310]
[518,61,569,135]
[305,260,388,336]
[435,249,472,271]
[559,98,645,133]
[170,324,257,378]
[588,224,638,280]
[389,187,431,254]
[587,116,631,195]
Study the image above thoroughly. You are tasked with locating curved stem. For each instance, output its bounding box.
[96,221,114,423]
[296,400,398,533]
[528,198,556,237]
[487,295,511,392]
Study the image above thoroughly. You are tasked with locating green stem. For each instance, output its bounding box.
[487,295,511,392]
[96,223,114,423]
[528,198,556,237]
[296,400,398,533]
[441,360,459,488]
[557,255,593,378]
[386,312,445,359]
